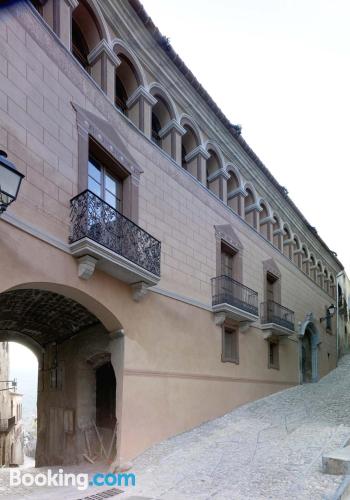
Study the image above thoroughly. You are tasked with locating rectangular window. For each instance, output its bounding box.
[221,244,234,278]
[88,154,123,212]
[268,341,279,370]
[222,327,239,363]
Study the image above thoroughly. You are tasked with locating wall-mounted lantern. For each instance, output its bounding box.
[320,304,336,330]
[0,151,24,214]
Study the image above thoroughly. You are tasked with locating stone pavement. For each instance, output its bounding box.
[119,355,350,500]
[2,356,350,499]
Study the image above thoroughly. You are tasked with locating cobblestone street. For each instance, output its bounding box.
[2,356,350,499]
[120,355,350,500]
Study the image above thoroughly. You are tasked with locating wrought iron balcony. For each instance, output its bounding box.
[0,416,16,433]
[69,190,161,286]
[260,300,295,337]
[211,275,259,324]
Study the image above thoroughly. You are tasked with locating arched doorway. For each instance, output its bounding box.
[299,314,320,383]
[0,286,123,467]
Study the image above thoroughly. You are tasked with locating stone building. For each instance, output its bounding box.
[337,272,350,357]
[0,0,344,466]
[0,343,24,466]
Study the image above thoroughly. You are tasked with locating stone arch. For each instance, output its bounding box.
[259,199,272,239]
[149,82,178,120]
[243,182,259,228]
[204,141,225,169]
[316,260,324,287]
[180,114,203,146]
[206,143,225,197]
[301,244,310,275]
[282,223,293,259]
[149,83,178,149]
[0,282,124,467]
[72,0,110,71]
[299,314,320,383]
[292,234,302,268]
[181,120,201,170]
[112,38,146,88]
[272,213,283,250]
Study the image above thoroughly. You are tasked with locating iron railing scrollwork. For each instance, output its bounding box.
[69,190,161,277]
[211,275,259,316]
[261,300,295,331]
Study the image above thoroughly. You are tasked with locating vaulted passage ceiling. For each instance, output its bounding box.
[0,289,100,347]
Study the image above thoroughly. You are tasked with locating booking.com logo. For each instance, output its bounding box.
[10,469,136,491]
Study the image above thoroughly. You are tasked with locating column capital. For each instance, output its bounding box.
[126,86,157,108]
[207,168,230,183]
[159,119,186,139]
[184,145,210,163]
[88,40,121,67]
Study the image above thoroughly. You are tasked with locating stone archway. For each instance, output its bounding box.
[0,286,124,467]
[299,313,320,383]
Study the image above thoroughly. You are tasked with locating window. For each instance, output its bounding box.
[221,243,236,278]
[88,156,123,212]
[268,341,279,370]
[222,327,239,363]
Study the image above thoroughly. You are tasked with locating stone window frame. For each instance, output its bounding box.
[214,224,243,283]
[268,339,279,370]
[75,104,143,223]
[221,324,239,364]
[263,258,282,305]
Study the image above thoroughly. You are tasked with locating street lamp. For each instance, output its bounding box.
[320,304,336,325]
[0,150,24,214]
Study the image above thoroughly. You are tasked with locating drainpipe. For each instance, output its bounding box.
[336,270,345,365]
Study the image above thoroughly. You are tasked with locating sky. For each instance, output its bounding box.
[142,0,350,272]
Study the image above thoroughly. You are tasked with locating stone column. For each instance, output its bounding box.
[207,169,230,202]
[158,119,186,164]
[184,146,210,184]
[126,86,157,136]
[88,40,121,102]
[53,0,79,50]
[244,202,262,230]
[259,215,274,242]
[273,228,283,252]
[227,188,245,216]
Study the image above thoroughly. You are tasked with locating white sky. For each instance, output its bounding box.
[9,342,38,374]
[142,0,350,272]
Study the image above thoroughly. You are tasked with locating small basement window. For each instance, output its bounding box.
[222,327,239,364]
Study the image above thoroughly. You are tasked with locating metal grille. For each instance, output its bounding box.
[261,300,295,331]
[77,488,123,500]
[70,190,161,277]
[211,275,258,316]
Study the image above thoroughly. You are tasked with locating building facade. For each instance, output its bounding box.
[0,343,24,466]
[0,0,343,466]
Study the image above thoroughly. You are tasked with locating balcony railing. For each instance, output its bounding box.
[0,416,16,433]
[211,275,259,316]
[261,300,295,331]
[69,190,161,277]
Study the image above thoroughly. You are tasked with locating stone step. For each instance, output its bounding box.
[322,446,350,475]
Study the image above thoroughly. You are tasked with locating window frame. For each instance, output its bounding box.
[221,325,239,364]
[268,340,279,370]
